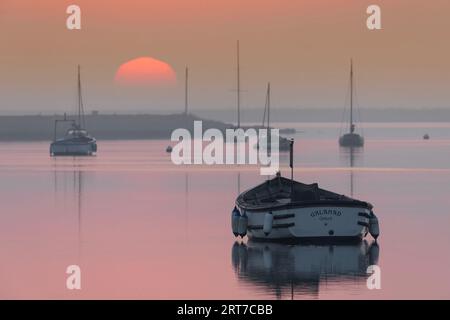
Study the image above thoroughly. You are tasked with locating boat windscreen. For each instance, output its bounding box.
[67,129,88,136]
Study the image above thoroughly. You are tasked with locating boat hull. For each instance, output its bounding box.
[50,141,97,156]
[339,133,364,147]
[239,204,370,241]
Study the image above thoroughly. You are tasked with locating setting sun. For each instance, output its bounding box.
[114,57,177,87]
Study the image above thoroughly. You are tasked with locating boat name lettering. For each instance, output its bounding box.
[310,209,342,217]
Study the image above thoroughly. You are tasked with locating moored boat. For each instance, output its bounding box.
[339,59,364,147]
[50,124,97,156]
[232,140,379,241]
[233,175,377,241]
[50,66,97,156]
[255,82,291,152]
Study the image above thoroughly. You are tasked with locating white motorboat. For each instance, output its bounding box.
[50,66,97,156]
[232,140,379,241]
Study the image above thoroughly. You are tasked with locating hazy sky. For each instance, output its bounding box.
[0,0,449,115]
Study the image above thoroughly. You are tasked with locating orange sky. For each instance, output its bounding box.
[0,0,450,114]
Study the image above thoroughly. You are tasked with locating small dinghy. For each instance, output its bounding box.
[232,140,379,241]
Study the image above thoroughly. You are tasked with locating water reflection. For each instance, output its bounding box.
[53,165,85,259]
[340,147,363,196]
[232,240,379,299]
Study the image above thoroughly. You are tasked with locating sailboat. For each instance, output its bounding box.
[256,82,291,151]
[339,60,364,147]
[50,66,97,156]
[166,66,189,153]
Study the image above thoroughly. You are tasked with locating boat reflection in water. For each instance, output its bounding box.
[231,240,379,299]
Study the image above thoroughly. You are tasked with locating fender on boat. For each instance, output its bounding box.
[263,212,274,236]
[238,212,248,238]
[231,206,240,237]
[369,211,380,240]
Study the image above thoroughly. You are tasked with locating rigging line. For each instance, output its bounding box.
[80,86,86,129]
[339,76,351,136]
[261,86,268,127]
[353,79,364,136]
[80,67,86,129]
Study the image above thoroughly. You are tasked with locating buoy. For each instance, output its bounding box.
[237,212,248,238]
[423,134,430,140]
[231,206,240,237]
[166,145,173,153]
[263,212,274,236]
[369,212,380,240]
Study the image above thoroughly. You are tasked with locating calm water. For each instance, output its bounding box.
[1,122,450,299]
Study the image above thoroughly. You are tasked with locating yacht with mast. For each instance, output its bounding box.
[339,60,364,147]
[50,66,97,156]
[256,82,291,151]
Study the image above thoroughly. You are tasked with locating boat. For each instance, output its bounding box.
[232,140,379,241]
[256,82,291,152]
[339,60,364,147]
[50,66,97,156]
[166,145,173,153]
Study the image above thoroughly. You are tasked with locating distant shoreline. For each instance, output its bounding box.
[0,111,449,141]
[2,108,450,123]
[0,113,233,141]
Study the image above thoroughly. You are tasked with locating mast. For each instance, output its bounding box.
[184,66,189,115]
[267,82,271,130]
[350,59,354,133]
[236,40,241,128]
[289,139,294,197]
[77,65,85,128]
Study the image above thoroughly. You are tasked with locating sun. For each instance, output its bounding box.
[114,57,177,87]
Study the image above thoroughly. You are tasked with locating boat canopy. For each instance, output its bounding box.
[236,176,371,211]
[66,128,88,137]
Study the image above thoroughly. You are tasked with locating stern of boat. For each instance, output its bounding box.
[243,205,371,241]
